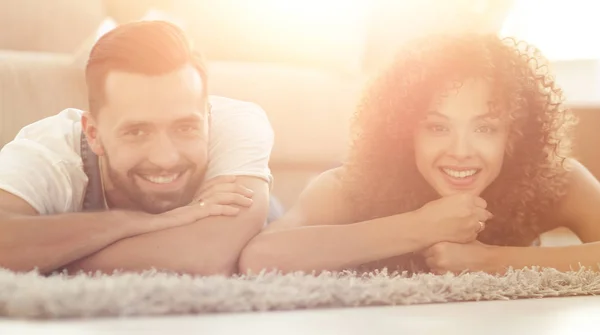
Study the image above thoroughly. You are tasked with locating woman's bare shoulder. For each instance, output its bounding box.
[553,159,600,241]
[270,167,354,228]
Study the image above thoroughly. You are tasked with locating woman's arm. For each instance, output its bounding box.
[239,168,487,274]
[488,243,600,273]
[496,159,600,271]
[238,169,436,273]
[424,159,600,274]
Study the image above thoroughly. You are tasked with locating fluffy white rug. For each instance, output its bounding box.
[1,267,599,319]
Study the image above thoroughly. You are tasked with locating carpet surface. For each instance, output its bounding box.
[1,267,599,319]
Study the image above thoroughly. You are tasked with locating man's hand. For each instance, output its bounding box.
[64,176,269,276]
[193,175,255,207]
[152,175,254,233]
[422,241,498,274]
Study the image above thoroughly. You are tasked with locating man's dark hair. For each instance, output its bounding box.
[85,20,208,115]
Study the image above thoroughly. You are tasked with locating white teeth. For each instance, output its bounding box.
[442,168,478,179]
[141,173,180,184]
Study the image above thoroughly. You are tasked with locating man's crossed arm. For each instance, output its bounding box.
[0,176,268,276]
[63,176,269,276]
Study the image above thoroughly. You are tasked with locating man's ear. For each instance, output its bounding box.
[81,112,105,156]
[206,102,212,138]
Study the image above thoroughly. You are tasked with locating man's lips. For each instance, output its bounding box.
[137,172,183,184]
[133,169,191,192]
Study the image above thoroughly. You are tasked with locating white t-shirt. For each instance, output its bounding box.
[0,96,274,215]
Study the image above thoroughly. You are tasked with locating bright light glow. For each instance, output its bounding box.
[224,0,370,47]
[95,17,117,41]
[172,0,370,72]
[501,0,600,60]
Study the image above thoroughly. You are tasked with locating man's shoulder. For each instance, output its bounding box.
[208,95,270,124]
[7,108,84,162]
[15,109,83,143]
[0,109,87,214]
[203,96,274,183]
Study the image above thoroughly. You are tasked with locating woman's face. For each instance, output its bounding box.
[413,80,509,197]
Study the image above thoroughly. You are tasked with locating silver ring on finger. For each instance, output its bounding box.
[477,221,485,233]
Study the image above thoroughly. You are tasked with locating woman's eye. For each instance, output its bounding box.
[475,125,497,134]
[427,124,449,133]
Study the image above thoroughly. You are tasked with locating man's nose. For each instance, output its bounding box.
[147,133,181,170]
[447,132,474,159]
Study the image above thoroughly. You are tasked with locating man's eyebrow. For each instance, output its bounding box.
[173,114,204,123]
[117,121,151,130]
[118,115,204,128]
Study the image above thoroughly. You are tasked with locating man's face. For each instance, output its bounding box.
[87,64,209,214]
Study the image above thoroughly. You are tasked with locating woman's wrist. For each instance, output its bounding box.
[397,209,443,249]
[408,208,446,247]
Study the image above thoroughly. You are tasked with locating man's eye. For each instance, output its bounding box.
[125,129,146,137]
[177,125,201,134]
[178,126,195,132]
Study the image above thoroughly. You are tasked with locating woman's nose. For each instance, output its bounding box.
[446,132,474,159]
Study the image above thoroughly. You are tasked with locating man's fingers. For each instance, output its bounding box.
[196,192,253,208]
[198,175,237,193]
[198,183,254,200]
[190,203,241,220]
[217,193,253,207]
[208,204,240,216]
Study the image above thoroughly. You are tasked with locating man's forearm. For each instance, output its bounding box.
[66,176,271,276]
[490,243,600,273]
[65,214,265,276]
[0,211,145,273]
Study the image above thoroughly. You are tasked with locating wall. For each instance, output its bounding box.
[572,108,600,177]
[553,59,600,177]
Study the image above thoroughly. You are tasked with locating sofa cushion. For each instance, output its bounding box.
[0,51,87,147]
[0,0,106,53]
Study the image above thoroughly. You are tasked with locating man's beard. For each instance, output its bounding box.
[104,155,206,214]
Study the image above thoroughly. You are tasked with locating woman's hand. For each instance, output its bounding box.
[416,193,493,244]
[422,240,499,274]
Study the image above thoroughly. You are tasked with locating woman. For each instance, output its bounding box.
[239,33,600,275]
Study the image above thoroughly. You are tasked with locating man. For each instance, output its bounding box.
[0,21,276,276]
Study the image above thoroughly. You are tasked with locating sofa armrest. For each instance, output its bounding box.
[0,51,87,146]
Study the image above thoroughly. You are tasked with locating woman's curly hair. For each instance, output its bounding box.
[341,33,577,258]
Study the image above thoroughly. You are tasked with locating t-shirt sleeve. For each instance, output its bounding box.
[205,98,274,185]
[0,109,87,215]
[0,139,84,215]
